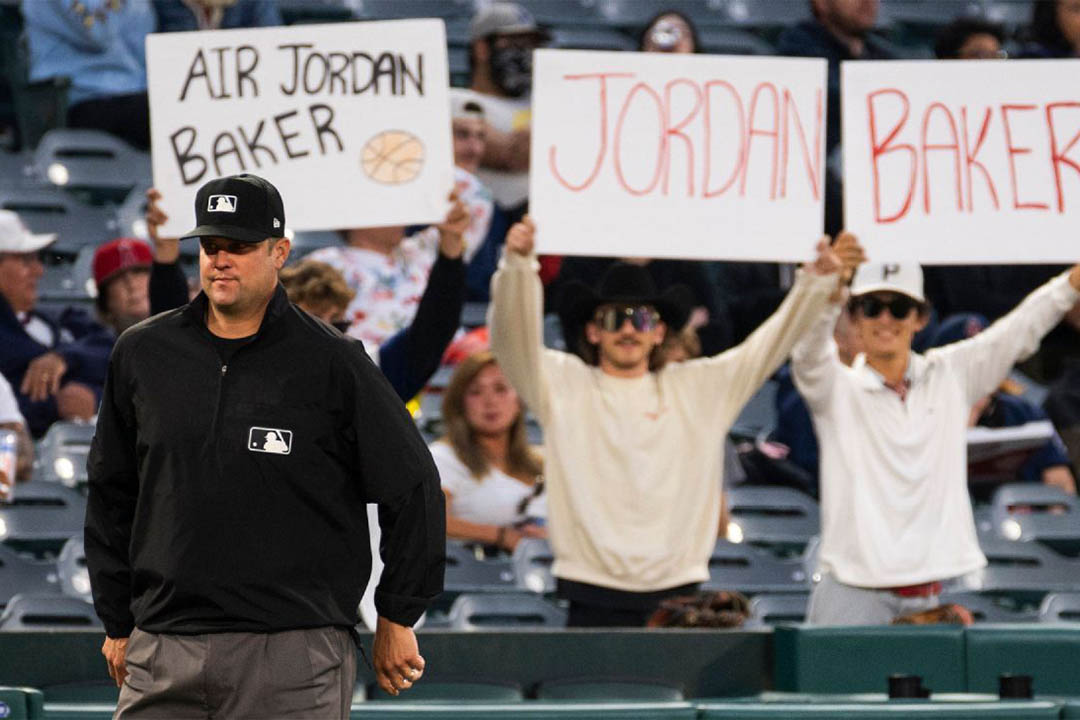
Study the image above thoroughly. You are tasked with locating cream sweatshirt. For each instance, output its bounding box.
[792,271,1080,588]
[489,251,836,592]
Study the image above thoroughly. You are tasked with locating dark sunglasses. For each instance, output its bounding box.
[594,304,661,332]
[855,294,920,320]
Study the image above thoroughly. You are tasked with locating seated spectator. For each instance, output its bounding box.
[459,2,549,300]
[278,259,355,328]
[1022,0,1080,57]
[0,210,99,436]
[0,373,33,488]
[449,89,495,265]
[935,17,1007,59]
[430,350,546,552]
[794,249,1080,625]
[639,9,699,53]
[153,0,280,32]
[22,0,155,149]
[777,0,898,236]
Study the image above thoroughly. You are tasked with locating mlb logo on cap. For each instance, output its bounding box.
[208,195,237,213]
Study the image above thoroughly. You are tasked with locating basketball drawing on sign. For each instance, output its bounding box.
[361,130,425,184]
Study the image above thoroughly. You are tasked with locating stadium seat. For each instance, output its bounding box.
[33,420,96,488]
[696,28,775,55]
[725,486,820,555]
[36,244,93,303]
[704,539,809,594]
[278,0,354,25]
[349,701,698,719]
[937,592,1037,623]
[0,481,86,559]
[512,537,555,594]
[30,129,150,204]
[878,0,984,27]
[448,592,567,629]
[731,380,779,440]
[697,699,1062,718]
[0,593,101,630]
[983,0,1035,30]
[0,687,45,720]
[368,680,525,702]
[744,592,809,627]
[41,681,118,704]
[599,0,728,29]
[1038,591,1080,622]
[536,678,684,701]
[56,537,90,602]
[956,532,1080,607]
[0,184,114,254]
[444,542,517,595]
[290,230,342,256]
[548,28,636,51]
[966,623,1080,695]
[0,545,57,610]
[772,624,967,693]
[0,149,32,188]
[721,0,814,30]
[515,1,605,26]
[355,0,474,20]
[989,483,1080,557]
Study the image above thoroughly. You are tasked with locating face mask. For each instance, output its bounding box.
[489,45,533,98]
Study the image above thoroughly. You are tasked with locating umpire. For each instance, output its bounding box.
[85,173,445,718]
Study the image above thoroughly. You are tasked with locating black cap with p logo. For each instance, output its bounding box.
[181,173,286,244]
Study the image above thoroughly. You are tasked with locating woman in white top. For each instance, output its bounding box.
[430,350,545,552]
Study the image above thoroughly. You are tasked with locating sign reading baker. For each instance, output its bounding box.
[843,60,1080,263]
[529,49,827,262]
[147,20,452,237]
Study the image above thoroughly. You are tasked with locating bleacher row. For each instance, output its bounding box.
[4,415,1080,634]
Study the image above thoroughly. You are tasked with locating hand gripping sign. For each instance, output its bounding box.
[843,59,1080,263]
[529,49,827,262]
[147,20,453,237]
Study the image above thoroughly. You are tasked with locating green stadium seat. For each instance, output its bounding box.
[41,682,118,704]
[536,678,684,701]
[697,699,1061,718]
[367,680,524,702]
[965,624,1080,695]
[350,701,696,719]
[0,686,44,719]
[1064,699,1080,718]
[773,625,967,693]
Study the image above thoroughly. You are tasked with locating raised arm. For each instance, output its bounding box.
[683,236,853,421]
[488,217,551,422]
[935,266,1080,406]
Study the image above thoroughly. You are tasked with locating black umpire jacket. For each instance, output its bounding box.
[85,285,445,638]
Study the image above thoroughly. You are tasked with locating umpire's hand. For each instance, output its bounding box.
[102,636,129,687]
[374,616,425,696]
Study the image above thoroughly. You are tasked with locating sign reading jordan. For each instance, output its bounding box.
[529,49,828,261]
[147,20,454,237]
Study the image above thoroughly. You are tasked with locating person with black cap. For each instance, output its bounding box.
[85,173,445,717]
[489,217,860,626]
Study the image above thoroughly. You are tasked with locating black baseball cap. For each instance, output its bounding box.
[181,174,286,244]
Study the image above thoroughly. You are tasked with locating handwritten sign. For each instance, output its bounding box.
[530,49,827,261]
[843,60,1080,263]
[147,20,453,237]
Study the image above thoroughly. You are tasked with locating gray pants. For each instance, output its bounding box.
[806,573,940,625]
[115,626,356,719]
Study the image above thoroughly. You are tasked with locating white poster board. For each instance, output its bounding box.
[530,49,827,261]
[843,60,1080,263]
[147,20,453,237]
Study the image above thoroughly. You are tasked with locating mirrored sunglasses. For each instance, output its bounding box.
[595,304,661,332]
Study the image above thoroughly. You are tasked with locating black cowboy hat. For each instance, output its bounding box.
[557,262,694,350]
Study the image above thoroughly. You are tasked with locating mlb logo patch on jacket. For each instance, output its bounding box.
[249,427,292,455]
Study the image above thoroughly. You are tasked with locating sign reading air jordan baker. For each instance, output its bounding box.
[146,20,453,238]
[843,60,1080,263]
[529,49,827,261]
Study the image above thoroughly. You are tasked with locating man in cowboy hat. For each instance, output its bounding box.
[489,217,863,626]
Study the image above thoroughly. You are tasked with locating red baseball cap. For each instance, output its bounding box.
[93,238,152,290]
